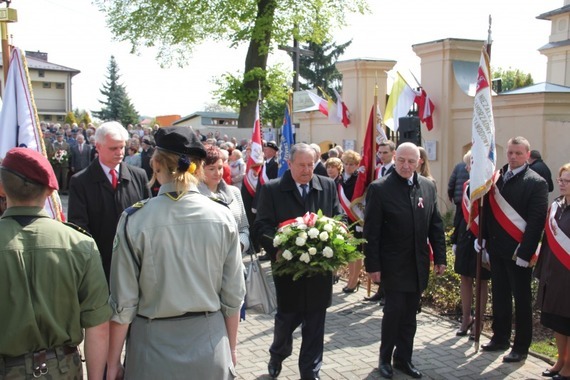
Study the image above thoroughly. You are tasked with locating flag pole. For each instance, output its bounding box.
[0,2,17,85]
[474,14,493,353]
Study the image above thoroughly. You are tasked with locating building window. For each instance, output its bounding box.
[39,70,45,78]
[43,115,52,121]
[56,83,65,89]
[56,115,64,122]
[42,82,51,88]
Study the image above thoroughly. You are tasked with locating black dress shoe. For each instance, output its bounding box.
[481,341,510,352]
[552,374,570,380]
[503,350,527,363]
[258,253,271,261]
[379,363,393,379]
[364,292,382,302]
[393,360,422,378]
[268,356,282,378]
[542,369,559,377]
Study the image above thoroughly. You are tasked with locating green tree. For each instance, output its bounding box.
[64,111,77,125]
[492,67,534,92]
[94,0,369,129]
[298,39,352,92]
[73,108,93,127]
[213,63,290,128]
[94,56,139,125]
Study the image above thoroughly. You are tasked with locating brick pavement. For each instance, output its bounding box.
[237,260,551,379]
[61,192,550,380]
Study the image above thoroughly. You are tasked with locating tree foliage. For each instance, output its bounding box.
[94,56,140,126]
[94,0,369,128]
[492,67,534,92]
[298,39,352,92]
[73,108,93,126]
[64,111,77,126]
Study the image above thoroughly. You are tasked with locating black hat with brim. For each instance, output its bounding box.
[154,126,206,159]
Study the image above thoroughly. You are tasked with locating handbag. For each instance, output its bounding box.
[245,253,277,314]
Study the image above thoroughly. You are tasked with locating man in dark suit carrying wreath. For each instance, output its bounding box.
[253,143,342,380]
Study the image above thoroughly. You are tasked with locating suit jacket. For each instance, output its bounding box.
[252,170,342,312]
[70,143,92,172]
[313,161,327,177]
[264,157,278,180]
[68,160,151,281]
[363,171,446,293]
[484,164,548,261]
[529,159,554,192]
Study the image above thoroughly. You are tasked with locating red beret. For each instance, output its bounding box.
[1,147,59,190]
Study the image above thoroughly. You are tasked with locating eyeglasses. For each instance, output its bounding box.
[557,178,570,185]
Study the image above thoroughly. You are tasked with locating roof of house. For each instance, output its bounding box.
[175,111,239,124]
[500,82,570,95]
[537,5,570,20]
[0,53,80,75]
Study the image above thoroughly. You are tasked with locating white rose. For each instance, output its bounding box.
[283,226,292,235]
[299,231,308,239]
[273,235,283,247]
[308,228,320,239]
[299,252,311,263]
[323,246,334,258]
[295,236,307,246]
[335,235,344,241]
[297,224,307,230]
[319,231,329,241]
[323,224,333,232]
[339,226,348,235]
[308,247,317,256]
[282,250,293,261]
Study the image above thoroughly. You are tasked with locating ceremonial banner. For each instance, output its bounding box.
[415,88,435,131]
[278,104,293,177]
[243,92,264,196]
[0,47,64,220]
[350,106,375,224]
[469,48,496,214]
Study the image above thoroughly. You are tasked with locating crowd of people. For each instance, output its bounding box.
[0,121,569,380]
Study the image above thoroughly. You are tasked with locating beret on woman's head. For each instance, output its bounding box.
[154,127,206,159]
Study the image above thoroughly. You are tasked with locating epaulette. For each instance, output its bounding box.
[124,199,150,216]
[208,196,229,208]
[63,221,92,238]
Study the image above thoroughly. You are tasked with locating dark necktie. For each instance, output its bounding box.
[381,166,386,177]
[300,184,308,200]
[504,171,513,182]
[110,169,118,190]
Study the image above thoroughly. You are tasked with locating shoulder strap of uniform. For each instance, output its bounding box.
[63,221,92,238]
[123,199,150,274]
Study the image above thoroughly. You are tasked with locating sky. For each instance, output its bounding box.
[6,0,563,118]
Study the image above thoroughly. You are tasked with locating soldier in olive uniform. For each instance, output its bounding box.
[0,147,111,379]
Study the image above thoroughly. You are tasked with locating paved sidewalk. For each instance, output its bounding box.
[237,262,551,379]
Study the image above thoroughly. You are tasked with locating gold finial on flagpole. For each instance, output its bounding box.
[0,1,17,85]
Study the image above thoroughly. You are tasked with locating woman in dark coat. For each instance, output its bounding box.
[452,151,490,337]
[534,163,570,379]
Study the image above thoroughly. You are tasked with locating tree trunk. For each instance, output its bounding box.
[238,0,276,130]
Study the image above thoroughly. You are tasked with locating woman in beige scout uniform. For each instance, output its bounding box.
[107,126,246,380]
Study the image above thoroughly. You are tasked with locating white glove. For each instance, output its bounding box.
[473,239,486,253]
[452,244,457,254]
[515,257,529,268]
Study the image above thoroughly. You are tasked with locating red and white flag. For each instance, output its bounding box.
[0,47,65,221]
[332,88,350,128]
[306,90,330,117]
[243,92,264,196]
[415,88,435,131]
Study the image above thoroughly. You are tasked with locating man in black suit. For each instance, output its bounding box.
[309,143,328,177]
[70,134,92,174]
[253,143,342,380]
[263,140,279,180]
[364,142,446,379]
[528,149,554,192]
[480,137,548,362]
[68,121,150,282]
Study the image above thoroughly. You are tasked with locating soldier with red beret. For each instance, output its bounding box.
[0,147,111,379]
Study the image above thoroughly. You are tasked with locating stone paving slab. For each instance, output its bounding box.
[236,261,551,379]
